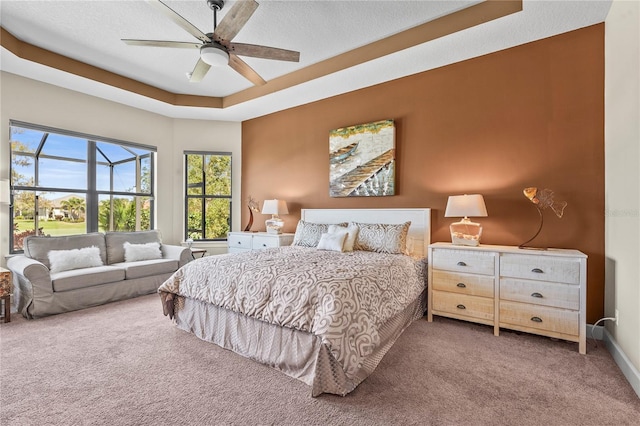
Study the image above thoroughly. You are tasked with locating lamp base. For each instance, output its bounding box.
[265,217,284,235]
[450,218,482,247]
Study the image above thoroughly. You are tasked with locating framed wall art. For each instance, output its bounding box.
[329,119,395,197]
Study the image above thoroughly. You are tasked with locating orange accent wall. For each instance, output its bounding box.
[242,24,605,322]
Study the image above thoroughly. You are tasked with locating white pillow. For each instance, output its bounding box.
[328,223,359,252]
[317,231,348,252]
[123,241,162,262]
[48,246,103,273]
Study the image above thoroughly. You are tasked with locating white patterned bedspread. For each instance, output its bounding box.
[158,246,427,379]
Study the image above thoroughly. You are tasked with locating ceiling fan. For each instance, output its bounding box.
[122,0,300,86]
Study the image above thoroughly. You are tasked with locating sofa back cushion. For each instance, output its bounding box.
[24,233,107,269]
[105,230,162,265]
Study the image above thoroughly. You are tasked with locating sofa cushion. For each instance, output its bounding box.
[111,258,179,280]
[51,266,125,292]
[105,230,161,265]
[24,233,107,269]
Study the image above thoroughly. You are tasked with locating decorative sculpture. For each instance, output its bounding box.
[243,196,260,232]
[519,187,567,249]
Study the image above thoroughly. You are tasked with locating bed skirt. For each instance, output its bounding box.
[173,289,426,397]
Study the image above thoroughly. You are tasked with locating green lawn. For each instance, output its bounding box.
[15,219,88,236]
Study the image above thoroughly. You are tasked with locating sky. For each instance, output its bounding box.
[10,126,152,202]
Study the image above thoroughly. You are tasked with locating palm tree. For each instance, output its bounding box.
[61,197,86,221]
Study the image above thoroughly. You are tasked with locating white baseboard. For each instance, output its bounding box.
[589,324,640,399]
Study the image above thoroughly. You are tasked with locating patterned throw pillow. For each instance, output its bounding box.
[352,221,411,254]
[292,221,347,247]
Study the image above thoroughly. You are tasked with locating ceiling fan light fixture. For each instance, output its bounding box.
[200,44,229,67]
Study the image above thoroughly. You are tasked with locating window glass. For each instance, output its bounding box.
[10,127,43,153]
[98,195,151,232]
[38,157,87,190]
[185,153,232,241]
[9,122,156,253]
[40,133,87,160]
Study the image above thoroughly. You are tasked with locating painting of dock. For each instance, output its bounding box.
[329,119,395,197]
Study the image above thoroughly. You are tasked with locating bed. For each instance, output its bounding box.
[159,208,431,396]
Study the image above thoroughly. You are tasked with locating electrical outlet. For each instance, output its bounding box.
[615,309,619,326]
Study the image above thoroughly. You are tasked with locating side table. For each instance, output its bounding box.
[190,248,207,259]
[0,267,12,323]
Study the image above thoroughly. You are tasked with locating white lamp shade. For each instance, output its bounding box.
[261,199,289,215]
[200,45,229,66]
[444,194,487,218]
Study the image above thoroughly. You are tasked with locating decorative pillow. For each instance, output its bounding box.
[317,231,348,252]
[123,241,162,262]
[48,246,104,273]
[352,221,411,254]
[292,221,346,247]
[328,223,359,252]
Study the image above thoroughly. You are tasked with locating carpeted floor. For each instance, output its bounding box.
[1,294,639,426]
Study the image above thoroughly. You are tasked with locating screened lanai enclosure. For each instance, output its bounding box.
[8,121,155,253]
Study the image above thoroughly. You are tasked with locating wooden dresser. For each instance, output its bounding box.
[227,232,294,253]
[427,243,587,354]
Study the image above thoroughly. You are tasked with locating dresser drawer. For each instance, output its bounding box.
[432,270,494,298]
[500,278,579,310]
[432,249,495,275]
[252,235,280,250]
[227,234,253,250]
[432,291,494,321]
[500,253,580,284]
[500,301,579,336]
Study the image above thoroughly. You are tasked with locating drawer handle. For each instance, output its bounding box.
[237,241,241,245]
[531,268,544,273]
[456,304,466,310]
[530,316,543,323]
[531,292,543,298]
[262,244,267,247]
[456,283,467,288]
[457,261,467,267]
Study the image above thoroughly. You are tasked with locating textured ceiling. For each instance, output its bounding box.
[0,1,612,121]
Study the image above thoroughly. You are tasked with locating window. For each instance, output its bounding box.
[185,152,232,241]
[9,121,155,253]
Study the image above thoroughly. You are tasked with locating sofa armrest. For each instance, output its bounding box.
[7,255,53,318]
[161,244,192,268]
[6,255,53,295]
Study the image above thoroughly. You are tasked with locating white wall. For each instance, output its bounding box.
[604,0,640,377]
[0,72,242,266]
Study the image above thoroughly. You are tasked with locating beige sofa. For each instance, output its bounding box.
[7,230,191,318]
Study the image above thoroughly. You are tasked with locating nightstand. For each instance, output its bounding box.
[0,267,12,323]
[427,243,587,354]
[227,232,294,253]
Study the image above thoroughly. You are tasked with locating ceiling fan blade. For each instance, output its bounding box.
[145,0,211,43]
[229,43,300,62]
[228,54,266,86]
[122,39,201,49]
[189,58,211,83]
[213,0,259,42]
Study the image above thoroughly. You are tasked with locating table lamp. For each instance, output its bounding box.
[262,199,288,234]
[444,194,488,246]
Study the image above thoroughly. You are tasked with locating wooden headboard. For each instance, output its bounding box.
[300,208,431,258]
